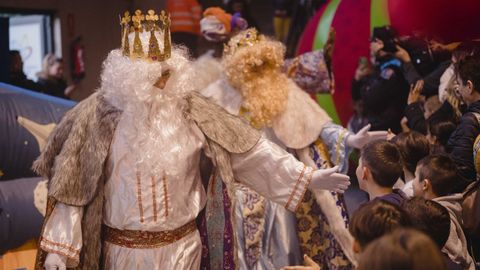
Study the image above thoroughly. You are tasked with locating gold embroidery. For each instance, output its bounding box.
[295,168,314,212]
[40,245,80,262]
[40,237,80,256]
[314,138,333,167]
[335,130,348,165]
[151,176,158,222]
[285,165,306,210]
[103,220,196,248]
[162,175,169,218]
[136,171,145,223]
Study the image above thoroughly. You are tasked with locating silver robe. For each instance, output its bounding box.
[202,78,356,269]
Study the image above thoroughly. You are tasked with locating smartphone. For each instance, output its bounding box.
[359,57,368,66]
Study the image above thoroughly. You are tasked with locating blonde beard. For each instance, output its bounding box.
[228,69,289,128]
[222,32,289,128]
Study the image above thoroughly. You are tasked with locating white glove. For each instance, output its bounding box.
[44,253,67,270]
[309,166,350,193]
[346,124,388,149]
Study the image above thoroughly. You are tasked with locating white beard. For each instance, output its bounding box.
[100,49,200,177]
[121,95,197,177]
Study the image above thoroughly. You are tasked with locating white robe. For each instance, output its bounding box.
[40,111,313,270]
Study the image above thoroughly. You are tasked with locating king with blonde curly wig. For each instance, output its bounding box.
[222,29,289,128]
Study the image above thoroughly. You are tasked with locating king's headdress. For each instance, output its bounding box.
[223,28,262,56]
[120,9,171,61]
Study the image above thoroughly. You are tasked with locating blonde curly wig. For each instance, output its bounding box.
[223,29,289,128]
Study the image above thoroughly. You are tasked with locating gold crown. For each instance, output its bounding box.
[223,28,261,56]
[120,9,171,61]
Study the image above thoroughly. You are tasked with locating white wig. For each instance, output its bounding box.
[99,31,201,176]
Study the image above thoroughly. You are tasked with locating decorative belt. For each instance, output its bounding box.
[103,220,197,248]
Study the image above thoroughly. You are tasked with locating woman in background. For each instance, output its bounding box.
[37,54,75,99]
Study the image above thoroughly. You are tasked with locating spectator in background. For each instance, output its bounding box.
[403,198,463,270]
[413,155,475,270]
[349,200,411,254]
[282,199,411,270]
[395,36,451,99]
[167,0,202,57]
[7,50,41,91]
[357,229,447,270]
[272,0,293,43]
[438,41,480,105]
[356,140,407,205]
[349,56,371,133]
[284,0,325,57]
[391,131,430,198]
[352,26,410,133]
[226,0,258,30]
[447,52,480,192]
[403,79,457,136]
[36,54,75,99]
[427,118,457,154]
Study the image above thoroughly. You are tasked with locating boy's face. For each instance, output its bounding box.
[455,74,474,105]
[413,165,425,198]
[356,157,367,191]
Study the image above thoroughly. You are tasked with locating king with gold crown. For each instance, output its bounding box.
[33,9,351,270]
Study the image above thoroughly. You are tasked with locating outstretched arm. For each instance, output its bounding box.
[41,202,83,268]
[230,136,350,212]
[346,124,388,149]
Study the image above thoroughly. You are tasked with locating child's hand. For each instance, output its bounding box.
[386,129,396,141]
[407,80,424,105]
[281,254,320,270]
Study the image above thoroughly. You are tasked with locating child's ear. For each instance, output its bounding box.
[467,80,474,95]
[423,179,431,191]
[363,166,370,181]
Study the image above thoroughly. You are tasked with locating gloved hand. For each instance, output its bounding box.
[346,124,388,149]
[44,253,67,270]
[309,166,350,193]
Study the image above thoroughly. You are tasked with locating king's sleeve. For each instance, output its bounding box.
[230,136,314,212]
[40,202,83,268]
[319,123,352,174]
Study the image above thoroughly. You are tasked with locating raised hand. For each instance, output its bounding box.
[309,166,350,193]
[346,124,388,149]
[407,79,424,105]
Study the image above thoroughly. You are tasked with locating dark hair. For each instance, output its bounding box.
[452,41,480,64]
[391,132,430,175]
[357,229,447,270]
[455,52,480,93]
[427,118,456,147]
[349,200,411,248]
[372,26,398,53]
[402,197,451,248]
[9,50,21,58]
[361,140,403,187]
[417,155,457,196]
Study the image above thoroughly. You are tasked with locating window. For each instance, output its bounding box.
[9,15,52,80]
[0,9,55,81]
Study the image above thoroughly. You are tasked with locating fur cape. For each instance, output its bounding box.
[32,91,260,270]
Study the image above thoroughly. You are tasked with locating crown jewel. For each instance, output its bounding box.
[120,9,171,61]
[224,28,261,56]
